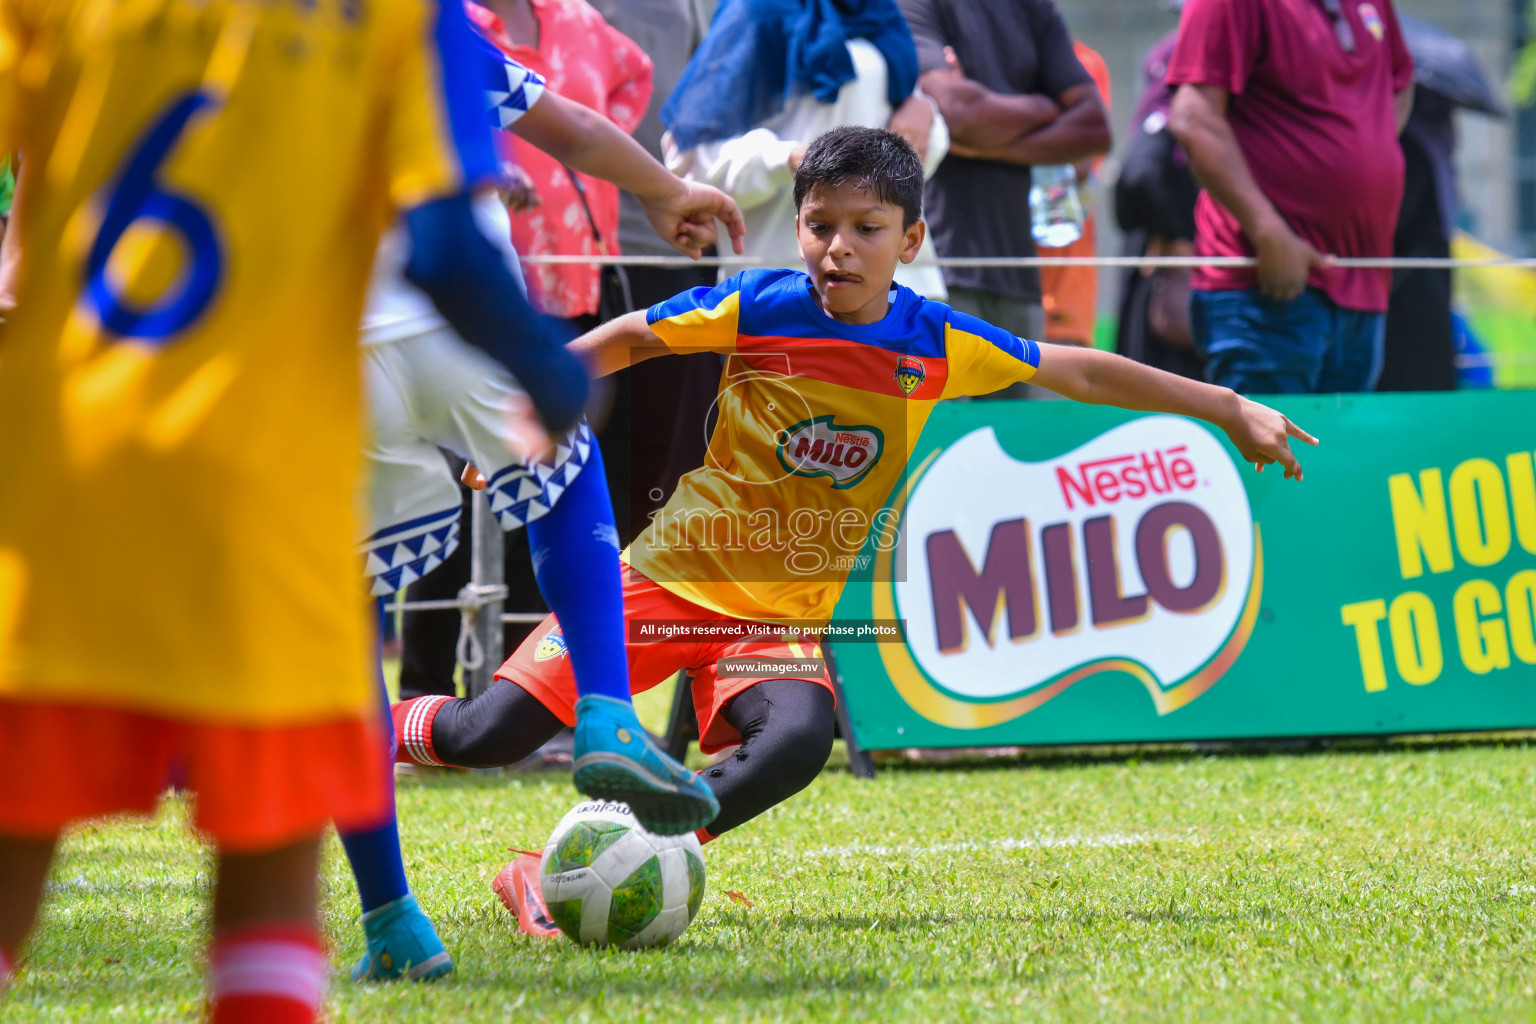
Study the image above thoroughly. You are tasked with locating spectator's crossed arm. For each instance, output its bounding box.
[931,77,1108,166]
[900,0,1108,166]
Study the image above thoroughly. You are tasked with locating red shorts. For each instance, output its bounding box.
[0,699,387,852]
[496,567,833,754]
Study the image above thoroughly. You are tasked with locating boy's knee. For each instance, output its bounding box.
[714,679,835,787]
[764,698,835,785]
[796,709,836,763]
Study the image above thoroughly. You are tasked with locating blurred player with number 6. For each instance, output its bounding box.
[0,1,598,1019]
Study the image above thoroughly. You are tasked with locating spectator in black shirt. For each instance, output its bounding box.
[897,0,1109,361]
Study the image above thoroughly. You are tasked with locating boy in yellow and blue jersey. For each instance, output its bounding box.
[395,126,1317,932]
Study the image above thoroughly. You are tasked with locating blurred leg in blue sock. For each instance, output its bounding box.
[525,441,631,702]
[338,649,410,913]
[526,440,718,834]
[340,604,451,981]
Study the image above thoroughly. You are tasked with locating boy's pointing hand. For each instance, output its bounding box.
[1225,396,1318,481]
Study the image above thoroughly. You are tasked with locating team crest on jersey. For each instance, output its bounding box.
[1359,3,1383,40]
[535,630,568,661]
[776,415,885,489]
[895,356,927,396]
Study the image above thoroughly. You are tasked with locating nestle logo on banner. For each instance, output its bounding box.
[1056,446,1199,509]
[881,418,1260,723]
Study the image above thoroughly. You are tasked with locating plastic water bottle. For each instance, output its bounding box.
[1029,163,1085,247]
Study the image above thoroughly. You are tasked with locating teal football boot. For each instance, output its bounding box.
[351,893,453,982]
[571,693,720,835]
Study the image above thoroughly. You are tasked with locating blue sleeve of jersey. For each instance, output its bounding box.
[431,0,501,187]
[468,23,547,129]
[646,273,747,325]
[948,308,1040,366]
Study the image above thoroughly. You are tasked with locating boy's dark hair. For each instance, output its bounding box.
[792,126,923,228]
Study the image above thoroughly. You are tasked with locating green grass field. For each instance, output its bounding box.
[5,723,1536,1022]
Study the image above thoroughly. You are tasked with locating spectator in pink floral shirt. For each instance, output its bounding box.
[468,0,654,321]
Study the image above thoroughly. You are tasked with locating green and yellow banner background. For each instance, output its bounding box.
[832,391,1536,749]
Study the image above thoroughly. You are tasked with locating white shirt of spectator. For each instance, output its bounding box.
[360,57,548,346]
[664,39,950,299]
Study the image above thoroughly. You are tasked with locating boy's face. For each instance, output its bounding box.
[795,180,925,325]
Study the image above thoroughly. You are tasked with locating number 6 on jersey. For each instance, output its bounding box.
[85,91,223,343]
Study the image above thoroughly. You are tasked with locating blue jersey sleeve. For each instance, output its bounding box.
[940,308,1041,398]
[428,0,501,188]
[646,273,747,354]
[468,27,547,130]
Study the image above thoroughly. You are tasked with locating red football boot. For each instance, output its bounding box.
[491,853,560,939]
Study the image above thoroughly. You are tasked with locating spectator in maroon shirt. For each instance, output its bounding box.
[1168,0,1414,394]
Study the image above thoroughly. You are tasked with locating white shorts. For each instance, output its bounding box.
[359,328,592,596]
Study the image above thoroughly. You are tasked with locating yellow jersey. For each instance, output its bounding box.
[629,269,1040,624]
[0,0,497,723]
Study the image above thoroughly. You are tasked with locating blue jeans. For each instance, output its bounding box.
[1190,287,1385,394]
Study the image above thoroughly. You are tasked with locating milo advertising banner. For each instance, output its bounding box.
[830,391,1536,749]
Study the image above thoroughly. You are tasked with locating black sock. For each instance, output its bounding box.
[430,678,564,768]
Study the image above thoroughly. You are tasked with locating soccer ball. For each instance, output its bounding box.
[539,799,706,948]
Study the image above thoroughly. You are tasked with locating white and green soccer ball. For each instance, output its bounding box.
[539,800,706,948]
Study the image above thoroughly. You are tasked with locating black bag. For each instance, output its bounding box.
[563,165,633,322]
[1114,117,1200,242]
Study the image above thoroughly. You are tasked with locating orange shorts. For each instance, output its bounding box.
[0,699,387,853]
[496,567,833,754]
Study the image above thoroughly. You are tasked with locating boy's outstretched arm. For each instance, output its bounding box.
[569,309,671,379]
[1029,344,1319,479]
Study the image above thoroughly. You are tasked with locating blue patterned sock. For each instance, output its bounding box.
[337,619,412,914]
[526,440,631,703]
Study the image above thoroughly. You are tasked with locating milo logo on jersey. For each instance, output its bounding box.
[874,416,1263,728]
[776,415,884,489]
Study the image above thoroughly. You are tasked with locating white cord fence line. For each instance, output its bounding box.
[518,253,1536,270]
[378,595,546,625]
